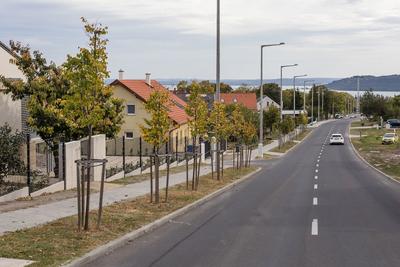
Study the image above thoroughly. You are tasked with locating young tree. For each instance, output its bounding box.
[185,83,208,190]
[263,106,280,135]
[140,90,172,203]
[229,104,246,168]
[209,102,230,179]
[63,18,124,230]
[242,122,257,167]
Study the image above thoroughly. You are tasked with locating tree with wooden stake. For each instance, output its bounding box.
[230,104,246,169]
[140,90,172,203]
[63,18,123,231]
[209,102,230,180]
[185,84,208,190]
[243,122,257,167]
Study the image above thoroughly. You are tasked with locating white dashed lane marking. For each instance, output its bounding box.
[312,219,319,236]
[313,197,318,206]
[314,184,318,190]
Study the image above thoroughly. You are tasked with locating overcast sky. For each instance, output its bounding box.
[1,0,400,80]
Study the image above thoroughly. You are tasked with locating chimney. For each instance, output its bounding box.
[118,69,124,80]
[145,73,151,86]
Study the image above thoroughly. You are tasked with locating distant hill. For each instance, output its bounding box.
[326,75,400,91]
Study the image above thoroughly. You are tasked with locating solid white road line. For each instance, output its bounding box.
[312,219,318,236]
[314,184,318,189]
[313,197,318,205]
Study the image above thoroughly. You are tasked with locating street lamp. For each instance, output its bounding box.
[258,42,285,157]
[303,80,314,113]
[280,64,298,121]
[293,74,307,117]
[216,0,221,102]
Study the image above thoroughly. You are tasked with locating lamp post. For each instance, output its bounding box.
[280,64,298,121]
[303,80,314,113]
[216,0,221,102]
[293,74,307,117]
[258,42,285,157]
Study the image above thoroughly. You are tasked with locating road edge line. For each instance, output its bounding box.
[348,124,400,185]
[63,167,262,267]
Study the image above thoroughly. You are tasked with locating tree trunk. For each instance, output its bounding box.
[216,142,220,181]
[150,155,153,203]
[192,137,196,191]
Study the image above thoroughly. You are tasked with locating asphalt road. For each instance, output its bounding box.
[84,119,400,267]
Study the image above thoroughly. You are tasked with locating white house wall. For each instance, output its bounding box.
[0,42,25,132]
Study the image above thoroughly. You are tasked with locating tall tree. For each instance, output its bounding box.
[185,83,208,189]
[63,18,123,230]
[209,102,230,179]
[263,106,280,134]
[140,90,172,203]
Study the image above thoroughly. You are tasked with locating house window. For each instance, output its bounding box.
[125,132,134,139]
[127,104,136,115]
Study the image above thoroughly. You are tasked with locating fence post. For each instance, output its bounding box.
[122,136,126,177]
[62,140,66,190]
[26,133,31,196]
[176,134,178,161]
[139,137,143,171]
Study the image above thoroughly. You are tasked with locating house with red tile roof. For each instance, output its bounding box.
[110,73,191,150]
[220,93,257,111]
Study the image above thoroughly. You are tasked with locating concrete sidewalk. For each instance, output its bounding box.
[0,165,219,235]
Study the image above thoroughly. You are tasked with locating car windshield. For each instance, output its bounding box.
[384,133,395,137]
[332,134,342,138]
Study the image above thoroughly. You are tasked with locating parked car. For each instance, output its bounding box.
[330,133,344,145]
[382,133,398,144]
[387,119,400,128]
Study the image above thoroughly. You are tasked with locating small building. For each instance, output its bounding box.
[220,93,257,110]
[257,96,280,111]
[110,72,191,152]
[0,41,28,132]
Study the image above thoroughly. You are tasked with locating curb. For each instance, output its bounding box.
[63,167,262,267]
[348,125,400,185]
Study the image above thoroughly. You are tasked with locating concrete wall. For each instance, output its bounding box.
[65,140,81,189]
[0,187,29,203]
[91,134,106,181]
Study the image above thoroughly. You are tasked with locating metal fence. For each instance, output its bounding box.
[1,134,65,197]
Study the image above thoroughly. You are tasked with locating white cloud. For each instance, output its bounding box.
[2,0,400,78]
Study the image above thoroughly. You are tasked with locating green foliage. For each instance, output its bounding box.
[243,122,257,146]
[185,83,208,140]
[229,104,246,143]
[278,117,295,135]
[176,80,233,94]
[263,106,280,133]
[208,102,230,142]
[62,18,124,139]
[296,113,308,126]
[360,90,399,120]
[257,83,281,103]
[140,90,172,151]
[0,124,25,183]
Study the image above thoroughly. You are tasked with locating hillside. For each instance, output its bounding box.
[326,75,400,91]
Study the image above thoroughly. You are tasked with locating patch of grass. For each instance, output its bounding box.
[271,141,296,153]
[0,167,257,267]
[351,120,377,127]
[270,128,312,154]
[351,127,400,180]
[110,164,205,185]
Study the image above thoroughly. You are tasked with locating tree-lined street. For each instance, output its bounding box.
[85,119,400,267]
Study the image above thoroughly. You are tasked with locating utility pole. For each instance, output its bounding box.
[216,0,220,102]
[317,87,320,122]
[357,76,360,114]
[311,85,314,123]
[280,64,298,121]
[321,90,324,120]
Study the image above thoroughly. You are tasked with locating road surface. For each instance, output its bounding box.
[84,119,400,267]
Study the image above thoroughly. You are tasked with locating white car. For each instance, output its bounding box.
[330,133,344,145]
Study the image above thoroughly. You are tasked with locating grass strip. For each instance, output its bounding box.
[0,167,256,267]
[350,124,400,180]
